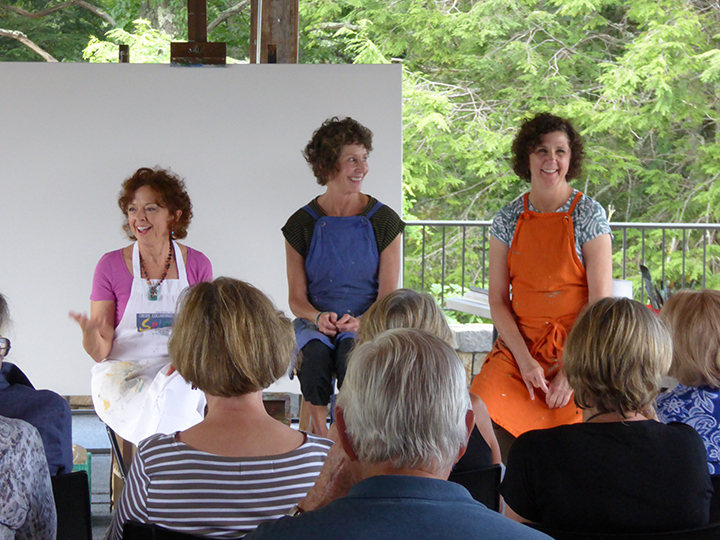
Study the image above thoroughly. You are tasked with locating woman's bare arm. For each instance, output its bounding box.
[69,300,115,362]
[469,392,502,465]
[285,240,337,336]
[583,233,613,304]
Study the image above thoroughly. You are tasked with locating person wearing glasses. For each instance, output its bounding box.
[0,293,72,476]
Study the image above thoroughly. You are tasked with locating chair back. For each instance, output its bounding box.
[529,522,720,540]
[122,521,205,539]
[447,463,501,511]
[51,470,92,540]
[710,475,720,523]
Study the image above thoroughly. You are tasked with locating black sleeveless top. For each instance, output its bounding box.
[452,425,493,472]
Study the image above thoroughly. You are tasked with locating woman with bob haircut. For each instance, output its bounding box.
[356,289,501,467]
[107,278,333,540]
[657,289,720,473]
[470,113,613,453]
[70,167,211,446]
[282,117,404,436]
[501,297,711,533]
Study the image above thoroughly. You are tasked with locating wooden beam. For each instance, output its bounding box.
[250,0,299,64]
[171,0,227,66]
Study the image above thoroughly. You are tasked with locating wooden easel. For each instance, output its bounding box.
[170,0,226,65]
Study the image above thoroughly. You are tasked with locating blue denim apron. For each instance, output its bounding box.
[294,201,382,350]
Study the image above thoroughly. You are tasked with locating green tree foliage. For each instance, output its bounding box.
[3,0,720,305]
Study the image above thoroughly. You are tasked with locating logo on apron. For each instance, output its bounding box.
[136,313,174,333]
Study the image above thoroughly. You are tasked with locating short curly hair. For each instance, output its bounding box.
[117,167,193,240]
[511,112,585,182]
[303,117,373,186]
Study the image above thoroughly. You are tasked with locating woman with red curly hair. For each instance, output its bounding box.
[70,167,211,446]
[282,117,404,436]
[470,113,613,456]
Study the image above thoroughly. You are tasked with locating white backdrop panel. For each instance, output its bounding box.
[0,63,402,395]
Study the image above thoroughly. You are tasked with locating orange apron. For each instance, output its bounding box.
[470,192,586,437]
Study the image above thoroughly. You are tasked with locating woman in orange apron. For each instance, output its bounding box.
[470,113,612,449]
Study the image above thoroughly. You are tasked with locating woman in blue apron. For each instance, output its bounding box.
[282,117,404,436]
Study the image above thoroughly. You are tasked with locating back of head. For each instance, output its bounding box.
[662,289,720,388]
[564,297,672,416]
[356,289,453,346]
[337,328,470,472]
[169,277,294,396]
[0,293,7,334]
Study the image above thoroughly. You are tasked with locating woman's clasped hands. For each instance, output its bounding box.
[316,312,360,336]
[517,355,573,409]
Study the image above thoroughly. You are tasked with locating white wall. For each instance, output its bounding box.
[0,63,402,395]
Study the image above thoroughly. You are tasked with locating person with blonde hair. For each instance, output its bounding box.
[657,289,720,473]
[501,297,711,533]
[107,278,332,540]
[357,289,501,466]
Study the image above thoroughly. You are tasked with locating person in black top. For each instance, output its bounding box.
[501,297,712,533]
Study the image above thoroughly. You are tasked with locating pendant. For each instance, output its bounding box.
[148,286,159,301]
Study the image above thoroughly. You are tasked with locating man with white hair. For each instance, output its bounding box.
[246,328,550,540]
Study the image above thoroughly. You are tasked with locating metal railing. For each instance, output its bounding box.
[403,221,720,309]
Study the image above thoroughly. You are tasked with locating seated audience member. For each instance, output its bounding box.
[501,297,712,533]
[357,288,501,467]
[656,289,720,473]
[0,293,72,476]
[0,415,57,540]
[107,278,333,540]
[244,329,551,540]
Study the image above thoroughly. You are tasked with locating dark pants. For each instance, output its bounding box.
[297,338,354,406]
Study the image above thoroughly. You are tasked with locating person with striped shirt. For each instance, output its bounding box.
[107,278,333,540]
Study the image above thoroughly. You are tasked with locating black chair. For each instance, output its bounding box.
[122,521,205,540]
[447,463,502,512]
[529,522,720,540]
[710,475,720,523]
[51,470,92,540]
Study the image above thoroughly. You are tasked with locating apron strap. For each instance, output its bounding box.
[302,204,320,221]
[365,201,383,220]
[172,240,187,282]
[567,190,583,215]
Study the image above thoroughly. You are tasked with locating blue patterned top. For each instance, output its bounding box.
[0,416,56,539]
[656,384,720,474]
[490,190,612,265]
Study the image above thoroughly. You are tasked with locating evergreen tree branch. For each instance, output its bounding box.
[0,1,115,26]
[0,28,58,61]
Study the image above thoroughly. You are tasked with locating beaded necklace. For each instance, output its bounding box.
[139,240,174,301]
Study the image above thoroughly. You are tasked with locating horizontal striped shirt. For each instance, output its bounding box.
[108,432,333,539]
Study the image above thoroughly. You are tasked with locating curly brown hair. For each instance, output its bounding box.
[511,112,585,182]
[117,167,193,240]
[303,117,373,186]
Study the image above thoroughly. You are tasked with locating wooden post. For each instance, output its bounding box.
[118,45,129,63]
[171,0,226,66]
[250,0,299,64]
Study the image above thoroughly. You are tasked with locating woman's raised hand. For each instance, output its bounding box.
[517,356,549,401]
[69,311,101,336]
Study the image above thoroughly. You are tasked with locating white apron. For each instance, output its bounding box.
[91,241,206,445]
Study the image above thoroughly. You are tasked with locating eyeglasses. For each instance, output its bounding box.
[0,337,10,359]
